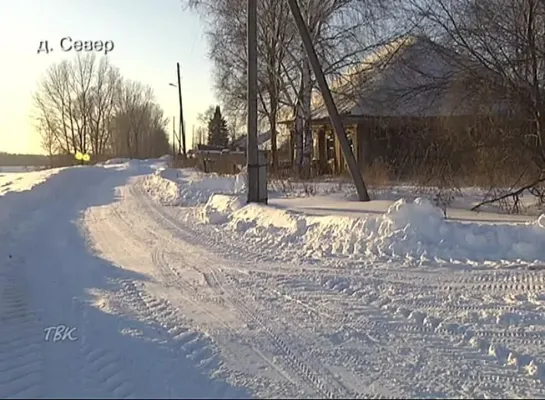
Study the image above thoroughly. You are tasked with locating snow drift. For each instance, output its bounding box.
[142,168,246,207]
[0,166,116,232]
[0,168,63,196]
[100,158,131,165]
[200,194,246,224]
[200,195,545,266]
[139,166,545,265]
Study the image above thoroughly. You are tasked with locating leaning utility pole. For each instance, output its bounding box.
[176,62,187,157]
[246,0,263,203]
[286,0,370,201]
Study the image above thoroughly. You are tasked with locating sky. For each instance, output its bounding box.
[0,0,216,154]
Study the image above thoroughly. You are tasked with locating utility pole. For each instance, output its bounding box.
[176,62,187,157]
[247,0,263,203]
[172,116,176,156]
[192,125,196,148]
[286,0,370,201]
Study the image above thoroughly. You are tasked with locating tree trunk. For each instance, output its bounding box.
[294,96,304,174]
[270,103,278,173]
[301,56,313,178]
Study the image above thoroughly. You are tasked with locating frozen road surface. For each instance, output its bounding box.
[1,160,545,398]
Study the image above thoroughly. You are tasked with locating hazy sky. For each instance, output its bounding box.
[0,0,215,154]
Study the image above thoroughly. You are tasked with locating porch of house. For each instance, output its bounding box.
[307,114,487,177]
[282,114,486,177]
[279,117,372,176]
[308,116,372,176]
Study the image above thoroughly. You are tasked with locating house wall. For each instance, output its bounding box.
[283,113,529,179]
[309,115,488,177]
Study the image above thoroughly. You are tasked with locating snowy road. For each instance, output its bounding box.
[1,162,545,398]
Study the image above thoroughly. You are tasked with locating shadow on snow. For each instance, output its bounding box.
[0,163,251,399]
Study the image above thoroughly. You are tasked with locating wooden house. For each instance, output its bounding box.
[279,36,512,176]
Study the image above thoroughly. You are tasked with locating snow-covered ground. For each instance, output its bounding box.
[1,160,545,398]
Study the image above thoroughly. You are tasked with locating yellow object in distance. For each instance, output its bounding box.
[74,152,90,162]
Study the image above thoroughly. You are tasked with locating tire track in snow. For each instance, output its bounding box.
[115,279,232,397]
[266,274,545,397]
[204,267,355,399]
[395,299,524,314]
[242,281,420,398]
[399,269,545,293]
[0,257,44,399]
[49,182,147,399]
[93,190,242,332]
[131,181,390,399]
[71,296,137,399]
[87,191,295,397]
[363,303,545,392]
[139,227,337,396]
[132,180,464,398]
[310,273,545,347]
[82,203,177,398]
[86,207,238,398]
[147,244,310,398]
[261,266,545,397]
[132,176,545,397]
[0,186,87,398]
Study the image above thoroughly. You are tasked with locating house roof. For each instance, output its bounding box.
[309,35,510,120]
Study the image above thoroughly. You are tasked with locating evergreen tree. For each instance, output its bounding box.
[207,106,229,147]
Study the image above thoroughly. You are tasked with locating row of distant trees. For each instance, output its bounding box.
[34,54,170,161]
[0,152,53,167]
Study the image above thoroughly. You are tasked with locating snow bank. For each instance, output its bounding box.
[200,196,545,265]
[0,166,112,230]
[200,194,245,224]
[0,168,63,196]
[100,158,131,165]
[301,198,545,263]
[0,166,46,173]
[142,168,246,207]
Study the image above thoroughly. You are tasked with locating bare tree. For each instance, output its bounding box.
[34,60,77,155]
[404,0,545,209]
[33,54,120,158]
[189,0,294,171]
[34,54,169,161]
[36,116,59,166]
[186,0,402,176]
[111,81,155,158]
[88,57,121,156]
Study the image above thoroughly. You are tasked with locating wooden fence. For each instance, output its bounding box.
[171,152,250,175]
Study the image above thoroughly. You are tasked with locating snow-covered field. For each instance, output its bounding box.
[0,166,47,173]
[1,159,545,398]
